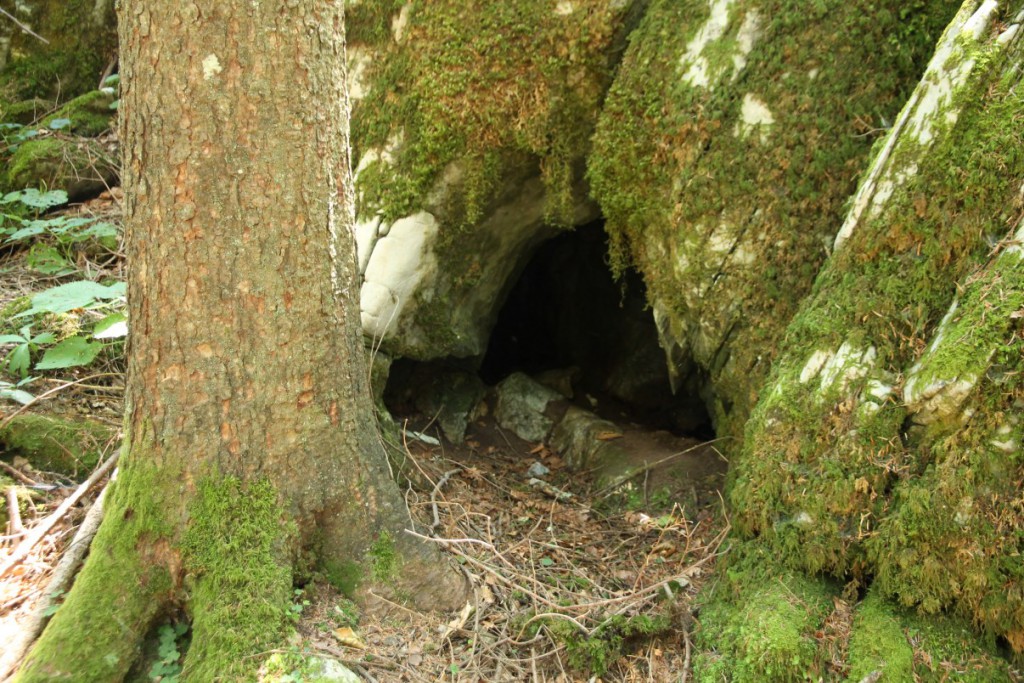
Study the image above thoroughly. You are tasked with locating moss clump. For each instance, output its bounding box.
[588,0,960,441]
[350,1,632,228]
[41,89,116,137]
[692,549,836,681]
[181,476,293,681]
[0,413,111,475]
[368,529,399,584]
[4,136,118,201]
[1,296,32,330]
[847,591,916,681]
[16,455,177,681]
[847,590,1013,682]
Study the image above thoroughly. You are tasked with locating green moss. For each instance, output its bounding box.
[0,99,55,125]
[322,557,363,597]
[0,0,117,103]
[41,90,116,137]
[368,529,399,584]
[588,0,960,441]
[1,296,32,330]
[847,592,915,681]
[0,413,111,475]
[4,136,118,199]
[722,1,1024,655]
[692,549,835,681]
[351,1,631,229]
[847,590,1013,682]
[16,452,177,681]
[181,476,293,681]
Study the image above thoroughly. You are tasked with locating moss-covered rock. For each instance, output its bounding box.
[588,0,960,440]
[41,89,116,137]
[0,0,117,103]
[727,0,1024,653]
[0,412,112,475]
[848,590,1012,682]
[693,549,837,681]
[4,135,118,201]
[349,1,640,358]
[0,99,55,125]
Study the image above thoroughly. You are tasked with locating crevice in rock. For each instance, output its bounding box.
[479,220,712,438]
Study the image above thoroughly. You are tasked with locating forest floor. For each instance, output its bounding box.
[0,361,730,682]
[0,190,731,681]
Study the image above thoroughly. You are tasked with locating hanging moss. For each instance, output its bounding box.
[588,0,960,440]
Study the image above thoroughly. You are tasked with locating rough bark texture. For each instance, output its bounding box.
[15,2,465,680]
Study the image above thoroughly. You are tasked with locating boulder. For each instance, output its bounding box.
[347,1,641,359]
[588,0,961,438]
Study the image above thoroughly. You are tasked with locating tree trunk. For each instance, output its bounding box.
[730,0,1024,649]
[16,2,466,680]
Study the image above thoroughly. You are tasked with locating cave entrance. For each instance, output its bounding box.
[479,221,711,437]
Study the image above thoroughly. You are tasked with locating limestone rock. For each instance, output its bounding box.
[493,372,564,443]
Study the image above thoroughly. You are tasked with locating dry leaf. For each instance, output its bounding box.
[596,431,623,441]
[333,626,366,650]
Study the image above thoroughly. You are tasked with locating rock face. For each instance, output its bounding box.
[587,0,961,438]
[346,1,640,359]
[724,0,1024,663]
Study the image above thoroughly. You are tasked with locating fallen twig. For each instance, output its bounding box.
[0,483,109,680]
[0,450,118,579]
[0,461,38,487]
[5,486,23,536]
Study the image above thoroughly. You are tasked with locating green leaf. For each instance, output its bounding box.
[10,188,68,210]
[0,334,27,344]
[103,74,120,88]
[93,313,127,339]
[7,344,30,376]
[6,224,46,242]
[539,557,554,567]
[35,336,103,370]
[29,332,56,344]
[18,280,126,316]
[26,244,75,276]
[48,118,71,130]
[0,386,35,405]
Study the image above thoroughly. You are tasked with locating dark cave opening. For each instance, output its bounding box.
[478,221,712,437]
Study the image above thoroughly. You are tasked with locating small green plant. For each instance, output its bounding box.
[332,596,360,628]
[149,622,188,682]
[0,377,36,404]
[289,588,311,623]
[0,325,55,376]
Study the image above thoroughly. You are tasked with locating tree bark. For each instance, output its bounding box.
[15,2,466,680]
